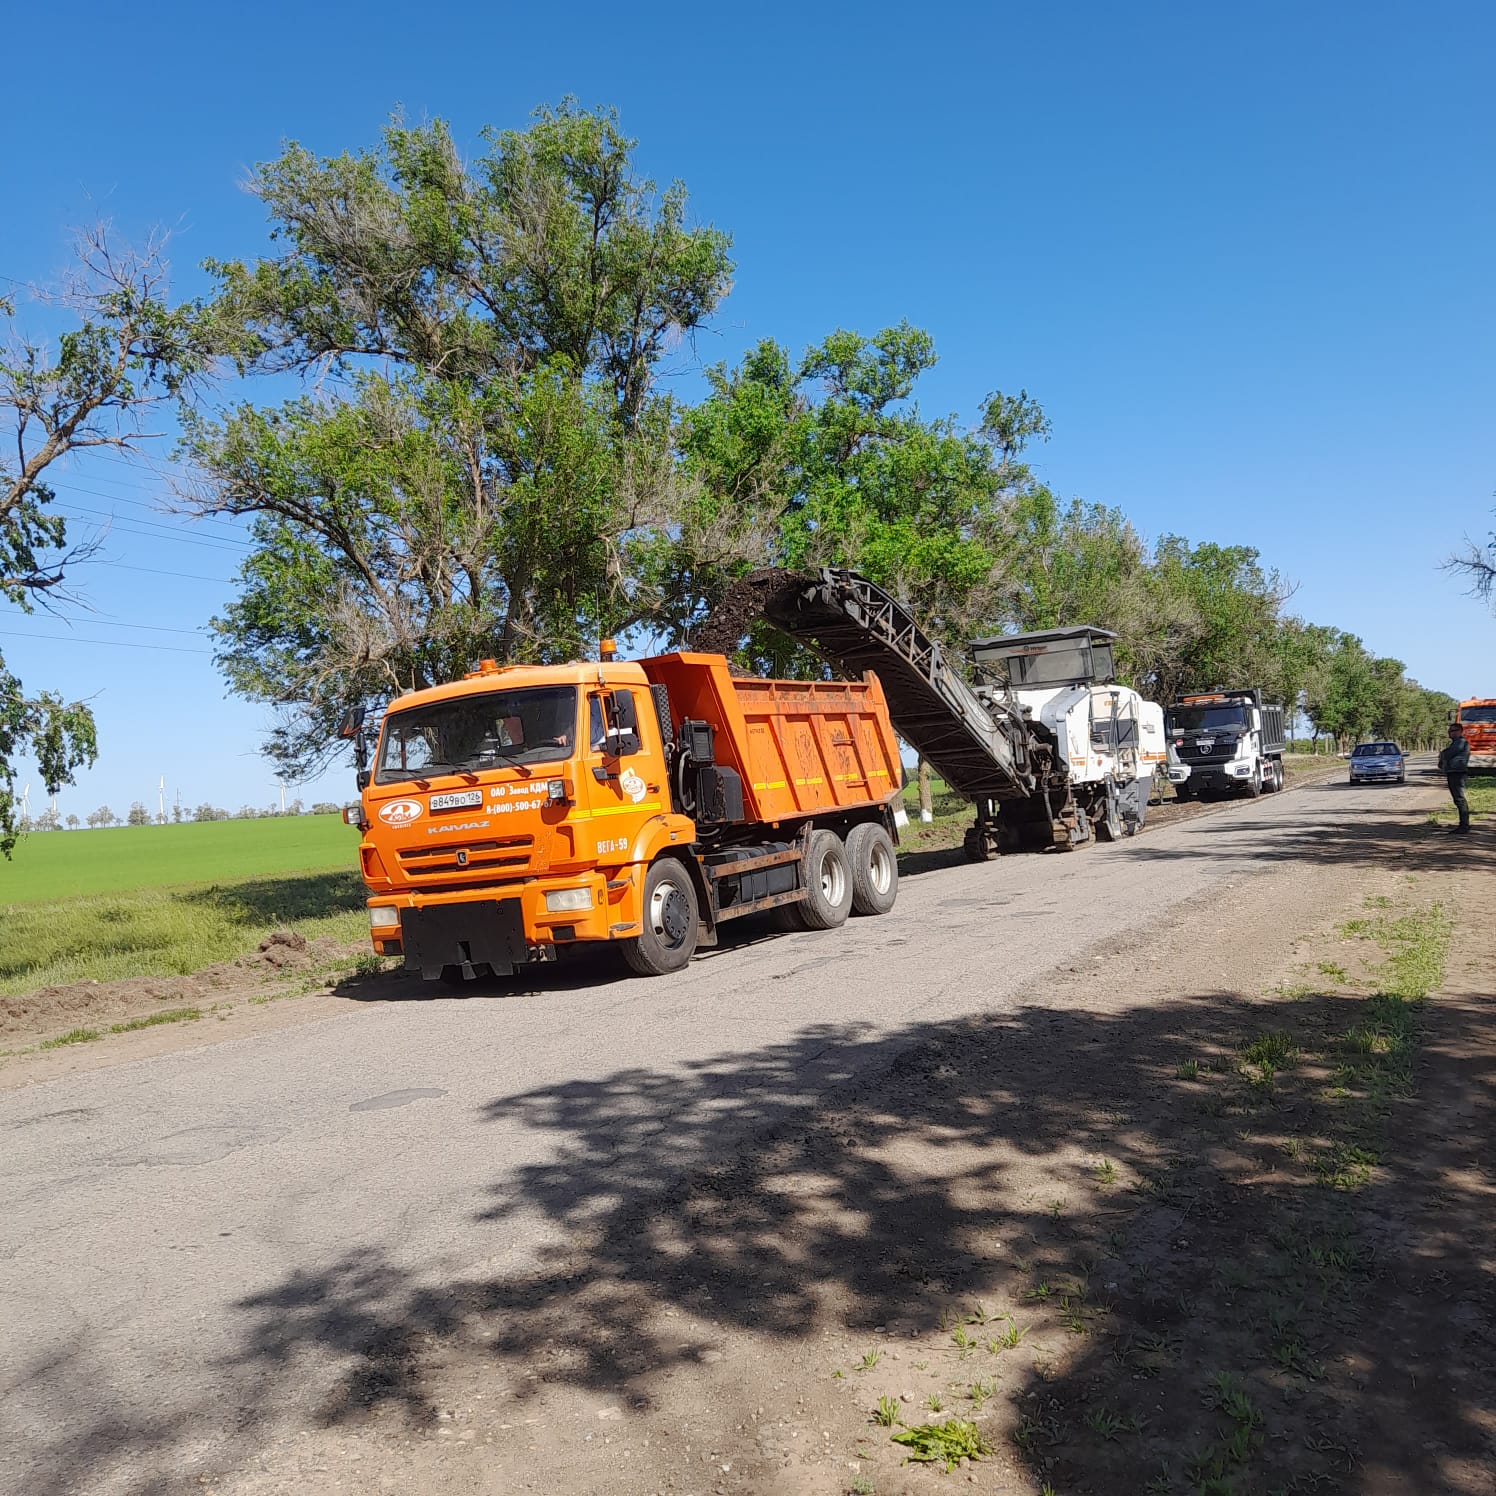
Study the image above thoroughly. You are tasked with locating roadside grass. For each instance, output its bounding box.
[1428,772,1496,825]
[0,870,369,995]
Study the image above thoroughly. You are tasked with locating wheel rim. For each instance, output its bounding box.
[818,848,846,906]
[649,879,690,949]
[868,840,893,895]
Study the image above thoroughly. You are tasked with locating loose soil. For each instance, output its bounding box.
[690,567,812,658]
[214,777,1495,1495]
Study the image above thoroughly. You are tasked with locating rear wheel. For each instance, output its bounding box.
[622,858,699,976]
[847,822,898,915]
[796,829,854,930]
[963,825,994,862]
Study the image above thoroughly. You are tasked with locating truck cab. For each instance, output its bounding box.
[1456,700,1496,771]
[351,658,694,979]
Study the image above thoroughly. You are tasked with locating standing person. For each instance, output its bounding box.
[1438,721,1471,834]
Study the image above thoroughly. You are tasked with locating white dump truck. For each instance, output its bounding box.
[1165,689,1287,799]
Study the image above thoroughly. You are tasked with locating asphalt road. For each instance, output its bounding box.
[0,764,1441,1495]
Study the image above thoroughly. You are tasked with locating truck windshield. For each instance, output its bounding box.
[1168,705,1248,733]
[1459,706,1496,724]
[375,686,579,784]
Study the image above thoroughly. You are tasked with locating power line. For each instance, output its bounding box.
[48,616,206,637]
[54,497,254,547]
[48,479,248,534]
[82,560,237,584]
[53,503,253,552]
[0,628,212,655]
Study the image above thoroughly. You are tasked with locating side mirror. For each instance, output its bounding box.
[338,706,369,774]
[601,691,641,757]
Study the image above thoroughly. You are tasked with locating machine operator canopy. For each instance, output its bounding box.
[970,626,1119,689]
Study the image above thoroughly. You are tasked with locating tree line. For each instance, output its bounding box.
[20,799,344,831]
[1,103,1469,852]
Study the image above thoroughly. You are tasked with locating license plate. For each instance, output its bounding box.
[429,789,483,812]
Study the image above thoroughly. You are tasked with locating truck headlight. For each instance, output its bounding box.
[545,887,593,914]
[369,906,401,930]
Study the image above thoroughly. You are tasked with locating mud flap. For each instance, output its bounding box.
[400,900,527,980]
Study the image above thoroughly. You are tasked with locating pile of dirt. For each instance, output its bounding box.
[256,928,311,969]
[1,932,350,1047]
[690,567,811,658]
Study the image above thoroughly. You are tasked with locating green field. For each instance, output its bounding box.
[1,817,370,998]
[3,815,359,906]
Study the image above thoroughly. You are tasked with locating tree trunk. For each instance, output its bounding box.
[917,757,934,823]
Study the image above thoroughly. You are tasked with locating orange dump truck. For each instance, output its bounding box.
[341,649,906,981]
[1457,699,1496,770]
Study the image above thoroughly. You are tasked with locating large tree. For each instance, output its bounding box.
[653,326,1032,666]
[185,104,733,777]
[0,227,207,855]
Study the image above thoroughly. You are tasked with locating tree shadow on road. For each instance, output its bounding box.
[217,953,1495,1495]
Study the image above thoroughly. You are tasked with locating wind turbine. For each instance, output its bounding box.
[157,776,166,823]
[19,784,30,823]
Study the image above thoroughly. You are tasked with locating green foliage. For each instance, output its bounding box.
[891,1418,991,1469]
[193,103,733,775]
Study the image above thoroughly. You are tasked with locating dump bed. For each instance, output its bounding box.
[643,653,902,824]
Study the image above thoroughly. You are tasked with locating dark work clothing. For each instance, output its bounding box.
[1448,773,1470,829]
[1439,737,1471,774]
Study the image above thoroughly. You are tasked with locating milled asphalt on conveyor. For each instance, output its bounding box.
[0,767,1427,1493]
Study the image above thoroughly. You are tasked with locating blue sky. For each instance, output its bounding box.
[2,0,1493,828]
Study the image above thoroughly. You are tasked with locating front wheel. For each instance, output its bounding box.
[622,859,700,976]
[847,822,898,914]
[795,829,854,930]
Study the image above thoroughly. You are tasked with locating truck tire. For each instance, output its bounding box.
[796,829,853,930]
[1245,764,1263,798]
[847,822,898,915]
[622,858,699,976]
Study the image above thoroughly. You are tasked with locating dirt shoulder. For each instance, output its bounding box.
[213,776,1494,1494]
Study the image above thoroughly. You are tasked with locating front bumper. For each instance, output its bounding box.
[1350,765,1403,781]
[1174,763,1255,791]
[366,867,634,970]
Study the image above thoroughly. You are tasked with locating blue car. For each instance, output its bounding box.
[1348,741,1406,784]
